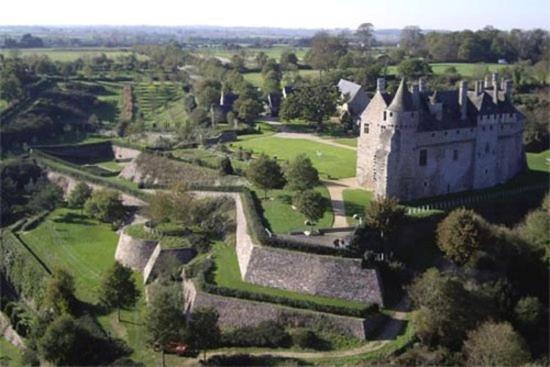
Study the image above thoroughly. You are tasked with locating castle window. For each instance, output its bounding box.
[485,169,488,174]
[444,131,448,136]
[363,124,369,134]
[485,143,490,154]
[453,149,459,161]
[456,130,460,134]
[431,132,436,137]
[419,149,427,166]
[389,112,393,117]
[490,125,493,131]
[482,126,486,131]
[383,111,387,121]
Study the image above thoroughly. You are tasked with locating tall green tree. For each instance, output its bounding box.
[356,23,375,52]
[279,82,339,125]
[188,308,221,361]
[463,321,531,366]
[145,283,186,367]
[44,267,76,316]
[84,189,125,223]
[284,154,319,191]
[365,196,405,241]
[100,262,140,322]
[305,32,348,71]
[67,182,92,211]
[246,154,286,199]
[38,315,84,366]
[436,208,489,266]
[293,190,325,229]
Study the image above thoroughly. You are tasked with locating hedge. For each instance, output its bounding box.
[19,211,49,232]
[0,230,51,301]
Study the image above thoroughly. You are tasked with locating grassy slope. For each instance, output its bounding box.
[0,338,23,367]
[259,186,334,233]
[211,242,366,311]
[231,136,356,179]
[19,208,119,303]
[243,69,320,87]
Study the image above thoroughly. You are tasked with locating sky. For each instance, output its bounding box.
[1,0,548,30]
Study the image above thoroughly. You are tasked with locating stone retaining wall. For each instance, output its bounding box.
[143,246,196,283]
[183,280,383,339]
[112,145,141,161]
[114,231,158,271]
[0,312,25,350]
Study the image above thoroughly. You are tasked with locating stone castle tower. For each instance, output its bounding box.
[356,74,525,201]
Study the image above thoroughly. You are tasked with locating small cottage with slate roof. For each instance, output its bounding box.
[357,74,525,200]
[337,79,370,122]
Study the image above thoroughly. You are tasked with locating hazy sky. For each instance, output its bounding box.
[1,0,549,30]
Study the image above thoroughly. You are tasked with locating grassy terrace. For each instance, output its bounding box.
[211,242,367,312]
[343,189,374,224]
[259,186,334,233]
[18,208,119,303]
[0,337,23,366]
[231,136,357,179]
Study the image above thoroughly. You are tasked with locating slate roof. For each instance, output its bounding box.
[387,79,415,112]
[337,79,362,101]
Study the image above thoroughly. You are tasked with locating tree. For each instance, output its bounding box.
[38,315,84,365]
[436,208,489,265]
[284,154,319,191]
[519,205,550,261]
[219,156,234,176]
[514,296,544,332]
[67,182,92,211]
[26,182,63,213]
[279,82,339,125]
[145,283,186,367]
[409,268,484,348]
[365,196,405,241]
[400,26,425,56]
[305,32,348,71]
[246,154,286,198]
[293,190,325,228]
[84,189,125,223]
[255,51,268,69]
[397,58,433,78]
[44,267,76,316]
[233,84,263,123]
[188,307,221,361]
[356,23,374,52]
[463,321,531,366]
[280,50,298,70]
[100,262,140,322]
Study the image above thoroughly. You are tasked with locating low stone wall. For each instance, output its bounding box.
[230,193,384,306]
[183,280,383,339]
[112,145,141,161]
[114,231,158,271]
[143,246,196,283]
[0,312,25,350]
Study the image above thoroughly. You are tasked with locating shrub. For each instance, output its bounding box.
[292,329,319,349]
[222,321,291,348]
[84,189,125,223]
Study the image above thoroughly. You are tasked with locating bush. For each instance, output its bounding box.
[222,321,291,348]
[292,329,319,349]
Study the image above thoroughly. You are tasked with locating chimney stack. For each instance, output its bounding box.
[474,80,481,95]
[484,75,491,89]
[418,78,426,92]
[459,81,468,120]
[492,73,499,104]
[376,78,386,93]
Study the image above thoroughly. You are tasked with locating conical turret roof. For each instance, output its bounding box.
[387,78,414,112]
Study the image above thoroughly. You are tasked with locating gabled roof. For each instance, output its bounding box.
[337,79,362,101]
[387,79,415,112]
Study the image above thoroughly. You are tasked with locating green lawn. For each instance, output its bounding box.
[259,186,334,233]
[242,69,320,87]
[211,242,366,311]
[328,137,357,147]
[18,208,119,303]
[0,48,148,62]
[342,189,374,224]
[231,136,356,179]
[526,150,550,172]
[0,338,23,367]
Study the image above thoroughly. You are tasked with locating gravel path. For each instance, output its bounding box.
[273,132,357,151]
[324,177,360,227]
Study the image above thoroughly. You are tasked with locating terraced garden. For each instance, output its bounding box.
[133,82,183,120]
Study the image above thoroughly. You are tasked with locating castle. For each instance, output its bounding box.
[356,74,525,201]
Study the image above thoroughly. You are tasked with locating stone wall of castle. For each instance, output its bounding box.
[114,231,158,271]
[182,279,384,339]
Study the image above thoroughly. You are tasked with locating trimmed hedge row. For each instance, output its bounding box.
[20,211,49,232]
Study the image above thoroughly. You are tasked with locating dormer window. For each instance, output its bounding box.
[364,124,370,134]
